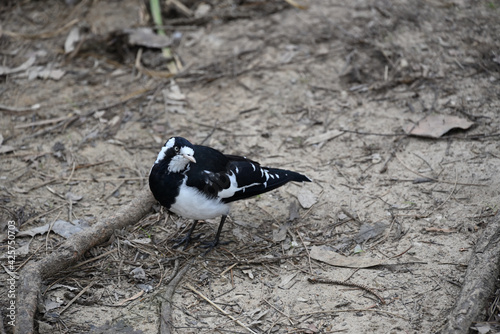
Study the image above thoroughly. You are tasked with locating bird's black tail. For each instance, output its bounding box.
[222,161,311,203]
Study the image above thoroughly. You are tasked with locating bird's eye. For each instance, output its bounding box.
[174,146,179,152]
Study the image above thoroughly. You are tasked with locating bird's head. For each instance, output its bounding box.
[154,137,196,173]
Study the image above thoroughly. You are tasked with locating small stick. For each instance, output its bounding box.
[295,307,408,320]
[390,245,413,259]
[263,299,294,325]
[65,161,76,185]
[58,281,95,315]
[103,180,126,201]
[308,277,386,305]
[70,249,118,269]
[297,231,313,275]
[395,155,486,187]
[220,263,238,277]
[416,169,458,219]
[45,210,62,252]
[185,283,257,334]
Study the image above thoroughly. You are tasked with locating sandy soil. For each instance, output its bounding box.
[1,0,500,333]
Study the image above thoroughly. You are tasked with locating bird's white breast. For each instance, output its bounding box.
[170,177,230,220]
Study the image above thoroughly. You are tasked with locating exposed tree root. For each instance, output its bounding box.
[442,212,500,334]
[15,187,157,334]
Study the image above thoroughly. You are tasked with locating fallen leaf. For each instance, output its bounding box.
[278,272,297,289]
[288,201,300,221]
[0,145,15,154]
[404,115,474,138]
[64,27,81,53]
[65,192,83,202]
[310,245,388,268]
[124,27,172,48]
[355,222,387,243]
[297,188,317,209]
[242,269,254,279]
[130,267,146,280]
[43,299,63,312]
[17,219,87,238]
[272,223,288,242]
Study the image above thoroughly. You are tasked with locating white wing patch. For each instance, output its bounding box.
[217,171,261,199]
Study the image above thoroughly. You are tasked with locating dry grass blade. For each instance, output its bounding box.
[185,283,257,334]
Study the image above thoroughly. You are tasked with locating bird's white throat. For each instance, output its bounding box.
[168,147,195,173]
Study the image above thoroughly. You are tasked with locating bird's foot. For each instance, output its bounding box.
[199,239,231,256]
[172,233,203,250]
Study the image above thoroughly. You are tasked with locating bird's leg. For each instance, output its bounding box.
[173,220,203,249]
[200,215,230,254]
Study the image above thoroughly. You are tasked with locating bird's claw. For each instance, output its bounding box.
[199,239,231,256]
[172,233,203,249]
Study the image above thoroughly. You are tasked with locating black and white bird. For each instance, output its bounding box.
[149,136,311,250]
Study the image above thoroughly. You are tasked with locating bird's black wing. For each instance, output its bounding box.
[184,145,231,198]
[185,146,310,203]
[219,155,311,203]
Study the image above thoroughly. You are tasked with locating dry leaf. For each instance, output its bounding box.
[278,273,297,288]
[17,220,87,238]
[272,223,288,242]
[405,115,474,138]
[64,27,81,53]
[297,189,317,209]
[124,28,172,48]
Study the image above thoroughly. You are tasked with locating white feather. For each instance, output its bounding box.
[170,178,230,220]
[217,171,261,199]
[154,138,176,164]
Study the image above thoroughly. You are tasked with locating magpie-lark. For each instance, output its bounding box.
[149,136,311,250]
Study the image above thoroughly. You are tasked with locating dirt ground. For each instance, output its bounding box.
[1,0,500,333]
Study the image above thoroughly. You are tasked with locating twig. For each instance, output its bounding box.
[185,283,257,334]
[65,161,76,185]
[297,231,313,275]
[416,169,458,219]
[1,18,79,39]
[70,249,118,269]
[308,277,386,305]
[283,0,308,9]
[220,263,238,277]
[58,281,95,315]
[295,307,408,320]
[103,180,126,201]
[263,299,294,326]
[0,103,40,113]
[45,210,62,252]
[199,120,218,145]
[395,155,487,187]
[390,245,413,259]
